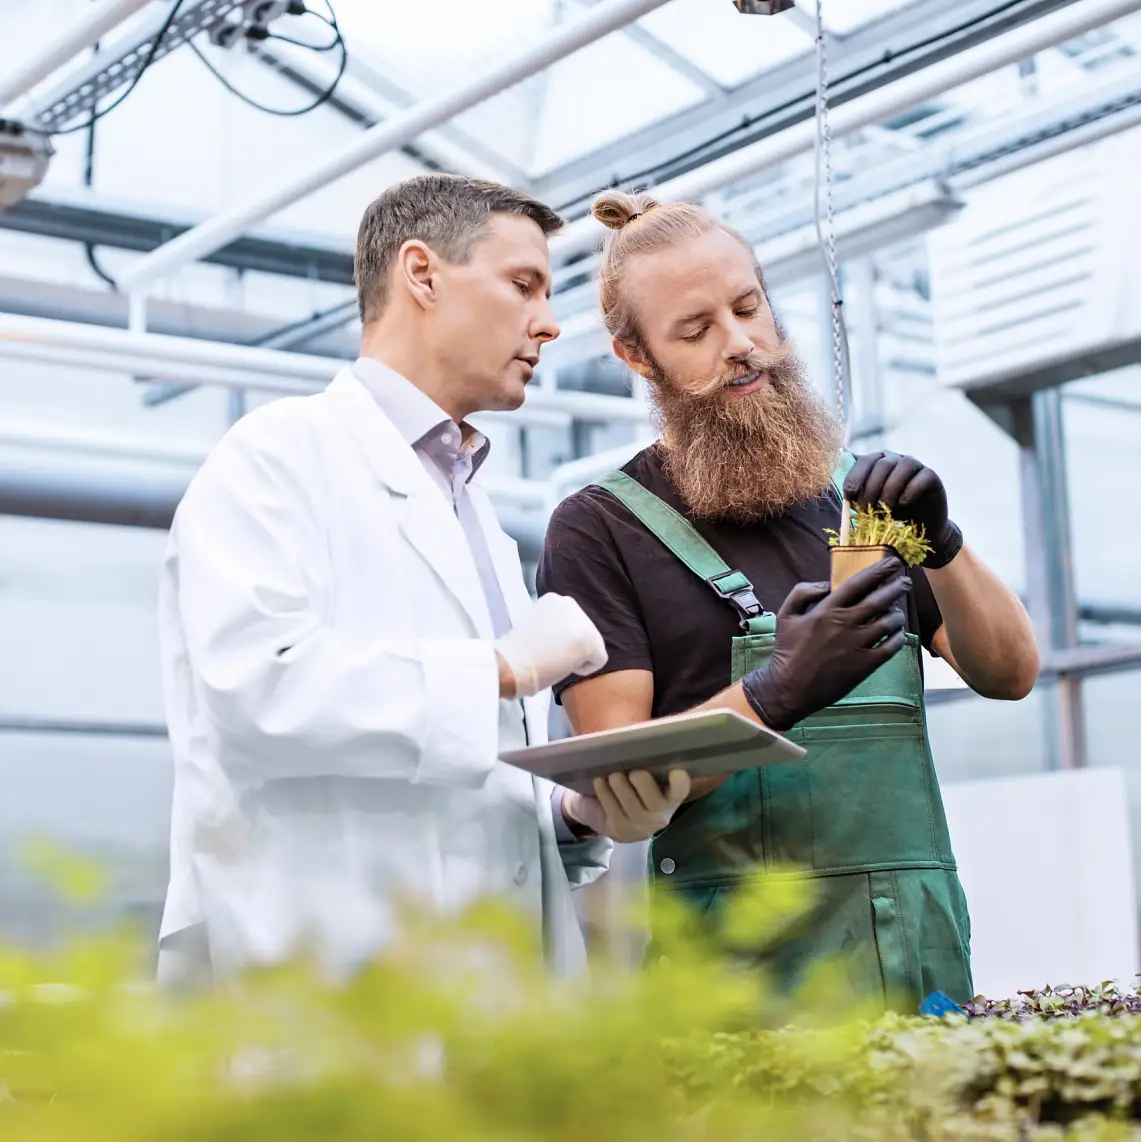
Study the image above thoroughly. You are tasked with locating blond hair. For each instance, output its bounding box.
[591,189,757,348]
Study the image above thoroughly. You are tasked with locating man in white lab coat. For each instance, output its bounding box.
[156,175,691,987]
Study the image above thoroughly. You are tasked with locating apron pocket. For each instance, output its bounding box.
[777,723,944,871]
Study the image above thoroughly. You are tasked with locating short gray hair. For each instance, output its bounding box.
[354,174,564,323]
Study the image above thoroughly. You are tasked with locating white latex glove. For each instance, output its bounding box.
[562,769,691,844]
[494,593,608,698]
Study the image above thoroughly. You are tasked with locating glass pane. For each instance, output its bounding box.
[1086,668,1141,933]
[531,34,707,174]
[797,0,916,35]
[334,0,555,91]
[639,0,813,86]
[927,687,1048,786]
[0,514,173,950]
[0,734,171,949]
[1064,368,1141,609]
[333,0,552,169]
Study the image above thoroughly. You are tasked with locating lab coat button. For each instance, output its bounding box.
[659,857,676,875]
[514,863,528,886]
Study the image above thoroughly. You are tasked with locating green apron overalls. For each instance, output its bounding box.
[592,458,973,1010]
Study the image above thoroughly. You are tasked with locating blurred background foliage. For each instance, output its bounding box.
[5,856,1141,1141]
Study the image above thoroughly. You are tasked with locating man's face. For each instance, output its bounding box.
[621,225,784,401]
[429,213,560,418]
[615,227,842,520]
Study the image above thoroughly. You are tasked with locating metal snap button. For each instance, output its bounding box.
[514,863,529,886]
[659,857,676,875]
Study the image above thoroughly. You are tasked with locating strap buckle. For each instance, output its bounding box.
[707,570,767,630]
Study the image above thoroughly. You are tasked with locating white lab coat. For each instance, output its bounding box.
[157,366,611,982]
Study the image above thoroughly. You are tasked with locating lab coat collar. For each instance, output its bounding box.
[352,356,491,480]
[325,366,495,639]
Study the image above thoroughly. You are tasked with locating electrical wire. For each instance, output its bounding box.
[81,0,119,291]
[83,117,119,290]
[188,1,348,118]
[557,0,1044,213]
[49,0,188,137]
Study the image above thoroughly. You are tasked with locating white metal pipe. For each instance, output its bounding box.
[477,476,549,507]
[0,418,210,466]
[471,408,572,431]
[0,419,552,511]
[550,0,1141,261]
[0,312,335,379]
[0,341,322,396]
[0,0,152,109]
[949,100,1141,190]
[547,438,654,497]
[117,0,675,293]
[0,312,649,422]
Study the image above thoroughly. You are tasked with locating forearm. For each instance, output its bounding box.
[925,544,1039,700]
[681,684,764,800]
[189,620,502,786]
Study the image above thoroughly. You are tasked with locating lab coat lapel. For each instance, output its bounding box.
[325,368,494,640]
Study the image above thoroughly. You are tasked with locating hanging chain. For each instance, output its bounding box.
[813,0,849,441]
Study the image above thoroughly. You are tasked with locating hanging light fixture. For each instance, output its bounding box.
[733,1,795,13]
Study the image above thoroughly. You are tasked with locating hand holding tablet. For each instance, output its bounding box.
[498,707,805,798]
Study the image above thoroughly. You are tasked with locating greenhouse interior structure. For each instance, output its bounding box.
[1,0,1141,1013]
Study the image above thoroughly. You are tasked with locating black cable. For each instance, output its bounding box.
[556,0,1041,213]
[189,1,348,118]
[83,115,119,290]
[81,3,119,291]
[267,30,340,50]
[49,0,188,136]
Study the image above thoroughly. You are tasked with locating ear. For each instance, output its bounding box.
[395,239,437,310]
[612,336,652,378]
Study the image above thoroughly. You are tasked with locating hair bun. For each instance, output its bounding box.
[591,190,659,231]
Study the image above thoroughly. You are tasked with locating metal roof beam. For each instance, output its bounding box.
[117,0,677,296]
[0,187,355,285]
[532,0,1083,215]
[252,45,532,186]
[549,0,1141,263]
[0,0,152,110]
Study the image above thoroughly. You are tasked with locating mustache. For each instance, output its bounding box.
[684,342,796,399]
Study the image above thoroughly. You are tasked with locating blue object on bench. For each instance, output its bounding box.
[920,990,965,1018]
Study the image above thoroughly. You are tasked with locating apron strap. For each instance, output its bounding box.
[591,471,771,634]
[831,450,856,503]
[592,451,857,634]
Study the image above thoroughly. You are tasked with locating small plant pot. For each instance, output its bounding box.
[830,544,897,591]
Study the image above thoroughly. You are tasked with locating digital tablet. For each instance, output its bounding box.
[499,707,806,797]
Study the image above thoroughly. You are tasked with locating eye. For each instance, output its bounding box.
[680,327,706,343]
[736,306,759,318]
[516,280,532,296]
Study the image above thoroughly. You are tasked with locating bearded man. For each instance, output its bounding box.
[536,191,1040,1010]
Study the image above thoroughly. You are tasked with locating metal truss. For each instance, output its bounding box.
[531,0,1083,213]
[27,0,247,134]
[705,63,1141,270]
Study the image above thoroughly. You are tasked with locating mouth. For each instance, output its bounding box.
[516,356,539,380]
[724,370,770,397]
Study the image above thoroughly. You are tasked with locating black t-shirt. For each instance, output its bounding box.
[537,444,943,718]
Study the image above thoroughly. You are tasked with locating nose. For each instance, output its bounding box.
[532,296,561,344]
[723,319,755,362]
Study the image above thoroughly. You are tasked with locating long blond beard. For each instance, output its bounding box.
[647,343,843,521]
